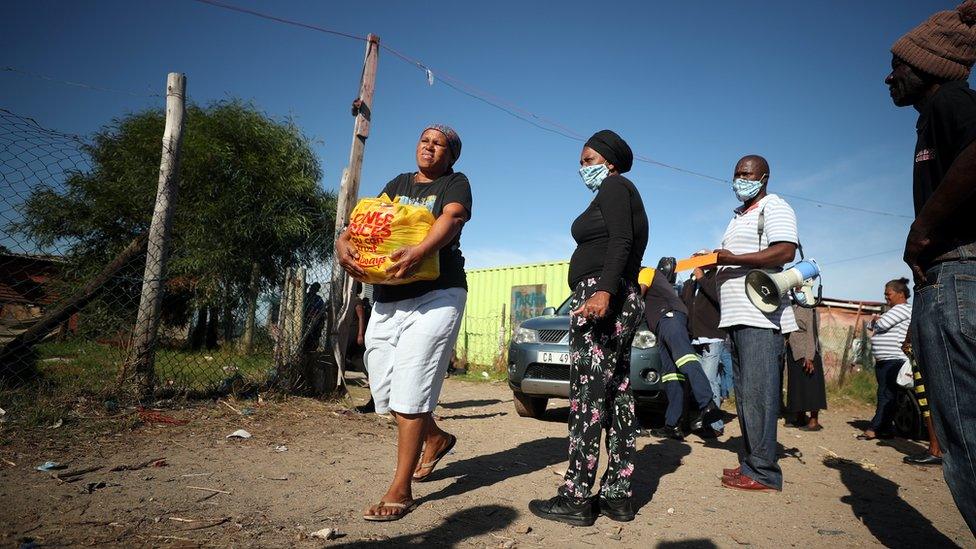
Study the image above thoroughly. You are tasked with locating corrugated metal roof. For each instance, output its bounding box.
[820,297,884,313]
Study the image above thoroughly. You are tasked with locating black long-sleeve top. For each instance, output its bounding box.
[680,269,725,340]
[568,175,649,295]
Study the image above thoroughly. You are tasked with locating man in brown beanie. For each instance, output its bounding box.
[885,0,976,535]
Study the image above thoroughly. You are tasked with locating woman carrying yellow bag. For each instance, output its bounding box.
[335,124,471,522]
[346,193,440,285]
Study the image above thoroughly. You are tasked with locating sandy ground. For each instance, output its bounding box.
[0,374,972,548]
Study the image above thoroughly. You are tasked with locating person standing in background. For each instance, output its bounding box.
[682,265,727,436]
[641,264,721,441]
[902,332,943,466]
[859,278,912,441]
[885,1,976,531]
[719,337,734,399]
[783,303,826,431]
[355,283,373,348]
[352,282,376,414]
[302,282,326,353]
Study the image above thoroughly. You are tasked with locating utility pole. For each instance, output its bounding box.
[330,34,379,392]
[334,34,380,235]
[129,72,186,399]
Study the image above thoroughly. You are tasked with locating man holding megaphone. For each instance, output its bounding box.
[709,155,799,493]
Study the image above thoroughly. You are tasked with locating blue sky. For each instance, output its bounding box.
[3,0,972,302]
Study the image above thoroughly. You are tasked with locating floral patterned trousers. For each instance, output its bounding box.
[559,277,644,502]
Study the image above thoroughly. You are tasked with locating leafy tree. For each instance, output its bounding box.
[14,101,335,351]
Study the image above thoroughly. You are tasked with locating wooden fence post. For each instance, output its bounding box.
[462,314,469,365]
[837,325,856,387]
[129,73,186,398]
[273,267,292,372]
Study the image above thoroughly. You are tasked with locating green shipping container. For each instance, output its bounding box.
[458,260,570,366]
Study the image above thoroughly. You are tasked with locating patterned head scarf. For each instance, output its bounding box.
[423,124,462,165]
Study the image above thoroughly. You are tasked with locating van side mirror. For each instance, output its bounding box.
[542,307,556,316]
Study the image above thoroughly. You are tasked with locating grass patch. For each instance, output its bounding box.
[154,347,273,389]
[1,338,275,428]
[722,368,877,411]
[827,368,877,407]
[453,361,508,383]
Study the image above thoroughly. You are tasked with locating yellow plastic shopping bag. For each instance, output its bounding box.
[347,193,440,285]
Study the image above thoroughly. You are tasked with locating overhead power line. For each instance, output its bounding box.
[2,67,161,98]
[188,0,365,41]
[774,194,910,219]
[9,0,915,220]
[821,247,904,266]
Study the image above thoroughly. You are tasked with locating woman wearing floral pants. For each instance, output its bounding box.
[563,278,644,500]
[529,130,648,526]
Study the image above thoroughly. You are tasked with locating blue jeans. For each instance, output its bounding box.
[868,359,903,433]
[720,340,734,398]
[911,260,976,534]
[698,341,726,432]
[729,326,785,490]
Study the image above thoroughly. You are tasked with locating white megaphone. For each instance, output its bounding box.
[745,259,821,313]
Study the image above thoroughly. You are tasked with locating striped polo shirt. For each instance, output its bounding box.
[870,303,912,362]
[716,193,799,333]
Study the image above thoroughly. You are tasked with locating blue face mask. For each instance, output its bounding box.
[579,163,610,192]
[732,175,766,202]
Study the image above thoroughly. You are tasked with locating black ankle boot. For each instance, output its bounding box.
[528,495,597,526]
[691,401,721,432]
[648,425,685,440]
[599,496,635,522]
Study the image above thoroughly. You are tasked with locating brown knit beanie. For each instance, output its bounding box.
[891,0,976,80]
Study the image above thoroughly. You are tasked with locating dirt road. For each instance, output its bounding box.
[1,376,971,548]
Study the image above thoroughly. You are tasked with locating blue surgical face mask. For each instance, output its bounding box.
[579,163,610,192]
[732,175,766,202]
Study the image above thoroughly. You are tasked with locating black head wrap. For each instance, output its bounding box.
[584,129,633,174]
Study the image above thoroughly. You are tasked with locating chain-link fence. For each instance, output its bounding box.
[0,105,344,418]
[457,313,510,371]
[819,308,878,382]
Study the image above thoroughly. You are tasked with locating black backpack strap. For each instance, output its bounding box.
[757,206,766,250]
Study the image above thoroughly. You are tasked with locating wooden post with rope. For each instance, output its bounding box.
[329,34,380,394]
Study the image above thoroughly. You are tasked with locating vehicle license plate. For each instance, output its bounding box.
[537,351,570,365]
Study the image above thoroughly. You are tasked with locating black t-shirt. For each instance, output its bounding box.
[568,175,649,295]
[372,171,472,303]
[913,80,976,266]
[644,268,688,333]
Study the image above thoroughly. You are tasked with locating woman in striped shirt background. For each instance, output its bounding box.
[859,278,912,441]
